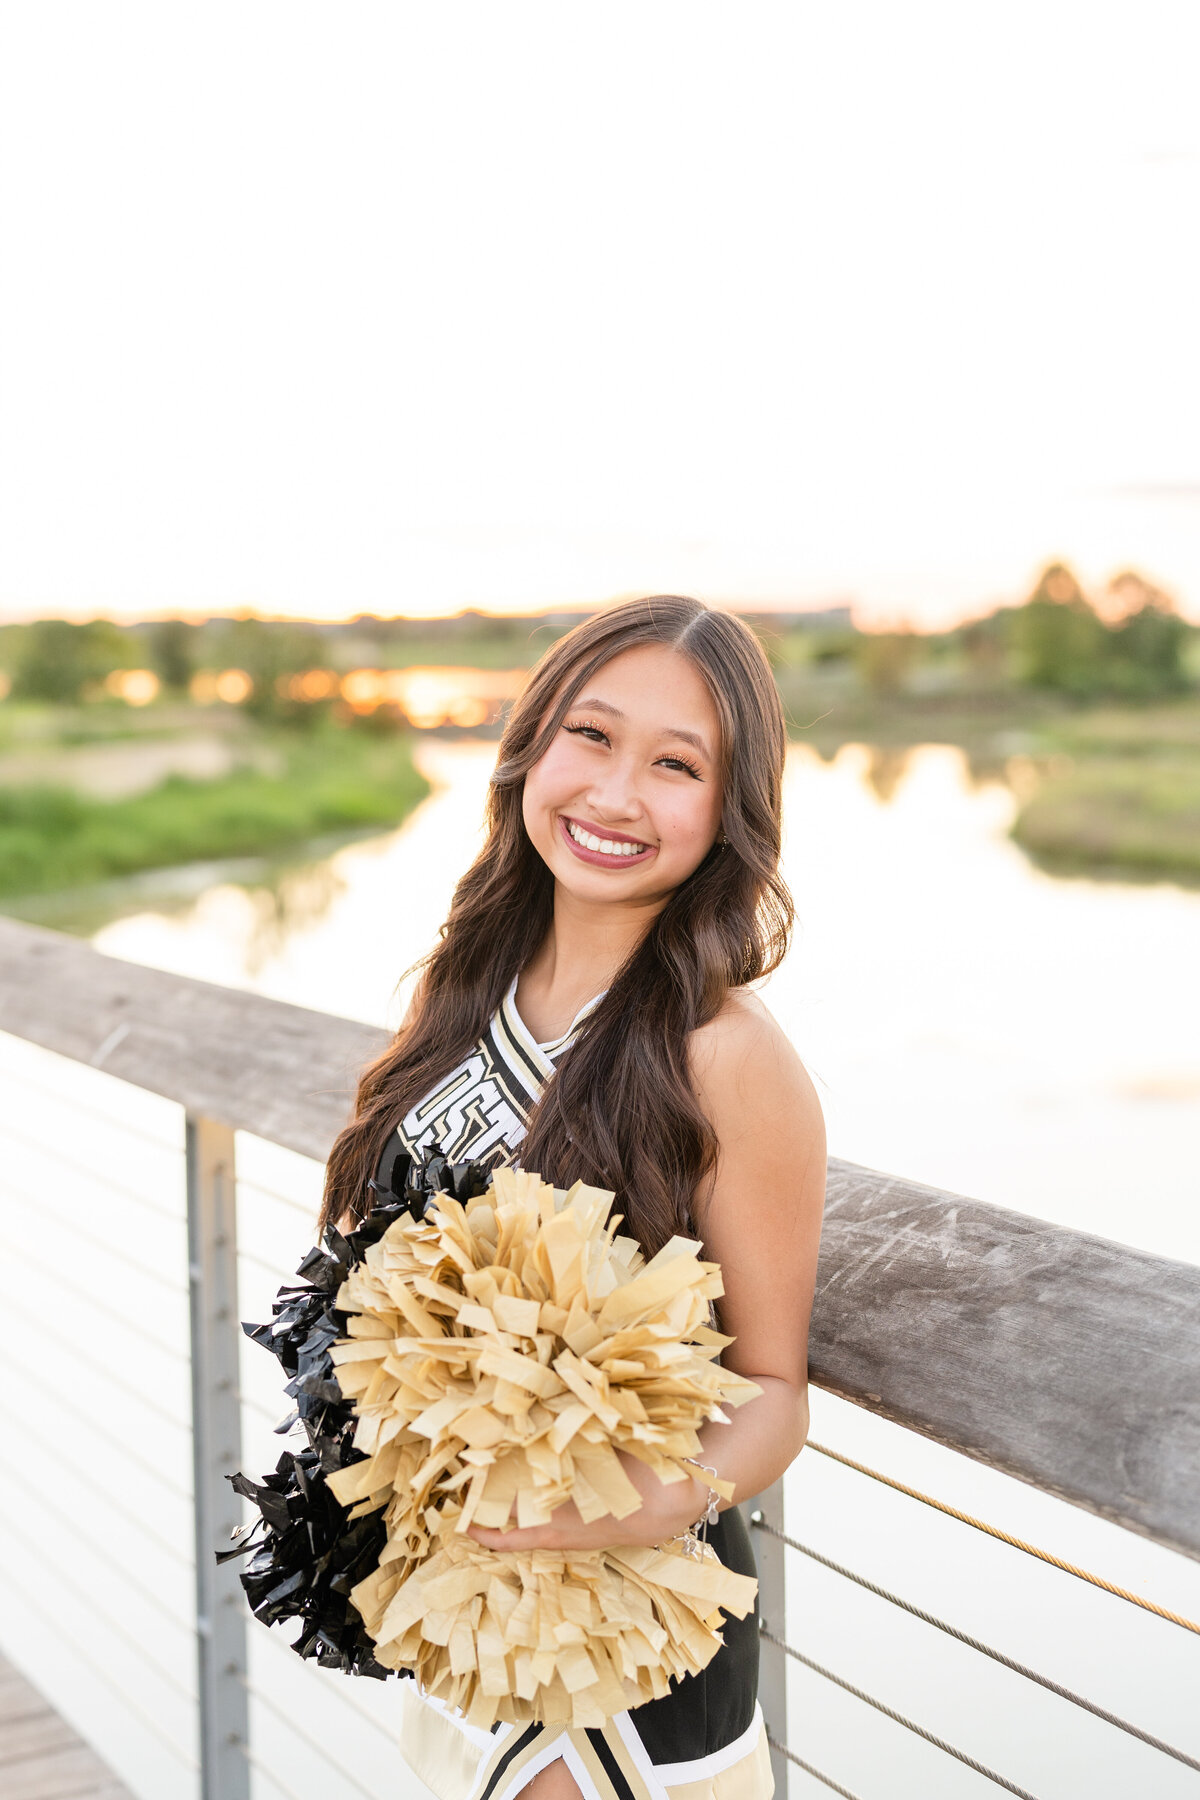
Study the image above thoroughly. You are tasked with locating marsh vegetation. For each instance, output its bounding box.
[0,565,1197,900]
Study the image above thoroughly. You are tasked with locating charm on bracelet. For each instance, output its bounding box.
[679,1457,723,1559]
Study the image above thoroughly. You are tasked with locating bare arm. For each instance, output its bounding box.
[686,994,827,1508]
[467,993,827,1551]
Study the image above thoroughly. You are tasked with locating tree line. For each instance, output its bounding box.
[0,566,1194,710]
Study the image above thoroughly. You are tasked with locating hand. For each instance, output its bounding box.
[465,1452,709,1554]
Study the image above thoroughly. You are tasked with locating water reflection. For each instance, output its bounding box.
[9,829,354,947]
[863,744,912,802]
[91,740,491,1023]
[80,736,1200,1265]
[130,855,355,980]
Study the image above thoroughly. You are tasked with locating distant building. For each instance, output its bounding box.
[742,605,855,631]
[785,605,854,630]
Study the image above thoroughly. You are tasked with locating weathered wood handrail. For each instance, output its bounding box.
[0,915,376,1161]
[2,914,1198,1562]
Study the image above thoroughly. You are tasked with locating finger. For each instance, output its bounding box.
[469,1525,546,1550]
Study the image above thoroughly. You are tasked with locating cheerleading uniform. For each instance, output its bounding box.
[375,974,773,1800]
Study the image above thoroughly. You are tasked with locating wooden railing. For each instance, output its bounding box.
[1,915,1198,1800]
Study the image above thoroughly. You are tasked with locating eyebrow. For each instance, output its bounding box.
[569,696,713,760]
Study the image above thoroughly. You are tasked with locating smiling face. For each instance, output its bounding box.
[521,641,725,906]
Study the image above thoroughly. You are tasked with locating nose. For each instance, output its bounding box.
[582,752,644,825]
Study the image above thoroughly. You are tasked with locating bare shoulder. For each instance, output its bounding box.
[689,987,814,1097]
[688,988,824,1154]
[690,985,780,1056]
[687,990,826,1303]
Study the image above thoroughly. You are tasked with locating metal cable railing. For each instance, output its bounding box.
[4,1406,194,1571]
[807,1440,1200,1634]
[3,1337,193,1496]
[2,1177,185,1292]
[0,1118,184,1218]
[765,1736,865,1800]
[0,1528,199,1721]
[244,1739,306,1800]
[0,1465,196,1637]
[757,1520,1200,1772]
[238,1173,321,1221]
[238,1241,306,1281]
[255,1627,412,1755]
[3,928,1198,1800]
[0,1063,182,1153]
[0,1240,189,1361]
[238,1674,382,1800]
[0,1286,191,1432]
[240,1388,295,1429]
[761,1625,1043,1799]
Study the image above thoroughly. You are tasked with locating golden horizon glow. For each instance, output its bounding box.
[0,572,1192,639]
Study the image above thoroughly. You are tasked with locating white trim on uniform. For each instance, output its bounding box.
[488,1729,591,1800]
[502,974,607,1071]
[609,1711,673,1800]
[417,1686,506,1753]
[641,1703,767,1786]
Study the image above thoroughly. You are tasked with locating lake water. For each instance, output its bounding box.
[5,736,1199,1800]
[88,735,1200,1261]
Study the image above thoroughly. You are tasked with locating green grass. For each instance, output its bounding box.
[1009,699,1200,879]
[1011,756,1200,880]
[0,728,430,898]
[769,668,1073,758]
[765,675,1200,880]
[1032,696,1200,756]
[6,685,1200,895]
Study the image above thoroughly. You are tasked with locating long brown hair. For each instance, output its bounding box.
[320,595,793,1254]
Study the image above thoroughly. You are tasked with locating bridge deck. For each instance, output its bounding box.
[0,1653,134,1800]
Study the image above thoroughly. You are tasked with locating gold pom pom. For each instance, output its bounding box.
[325,1167,761,1728]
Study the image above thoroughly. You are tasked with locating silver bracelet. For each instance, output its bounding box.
[679,1457,722,1559]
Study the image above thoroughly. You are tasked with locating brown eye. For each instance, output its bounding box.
[565,721,702,778]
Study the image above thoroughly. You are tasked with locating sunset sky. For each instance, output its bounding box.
[1,2,1197,631]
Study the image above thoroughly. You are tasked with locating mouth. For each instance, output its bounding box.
[559,814,657,868]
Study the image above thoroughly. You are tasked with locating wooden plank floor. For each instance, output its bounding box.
[0,1653,134,1800]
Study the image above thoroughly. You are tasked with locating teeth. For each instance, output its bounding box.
[567,820,647,856]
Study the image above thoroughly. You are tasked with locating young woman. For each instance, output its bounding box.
[321,594,827,1800]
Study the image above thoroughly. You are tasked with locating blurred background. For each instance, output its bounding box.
[1,4,1198,1800]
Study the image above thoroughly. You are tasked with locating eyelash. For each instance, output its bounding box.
[564,720,704,780]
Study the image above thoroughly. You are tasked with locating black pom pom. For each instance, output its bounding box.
[219,1146,498,1676]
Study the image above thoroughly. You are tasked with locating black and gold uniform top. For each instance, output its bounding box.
[379,973,772,1800]
[386,973,605,1171]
